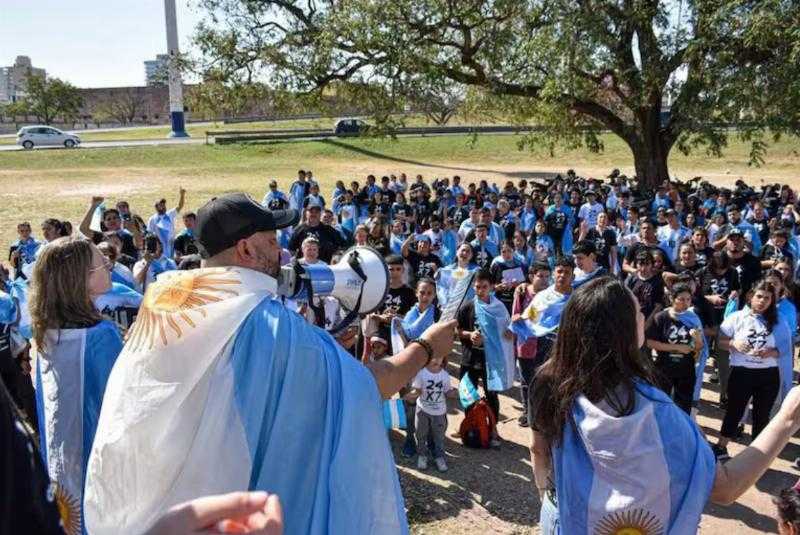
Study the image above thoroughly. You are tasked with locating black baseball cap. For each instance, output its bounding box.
[195,192,299,257]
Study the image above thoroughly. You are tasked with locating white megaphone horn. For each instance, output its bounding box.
[276,246,389,333]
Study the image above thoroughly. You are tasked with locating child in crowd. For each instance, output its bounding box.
[775,482,800,535]
[367,335,390,362]
[406,355,457,472]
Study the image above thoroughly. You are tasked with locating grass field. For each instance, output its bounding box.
[0,132,799,246]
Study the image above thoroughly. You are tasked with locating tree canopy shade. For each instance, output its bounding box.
[193,0,800,189]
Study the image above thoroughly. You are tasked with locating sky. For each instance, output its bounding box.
[0,0,205,88]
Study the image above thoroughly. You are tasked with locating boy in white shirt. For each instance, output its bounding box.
[407,355,458,472]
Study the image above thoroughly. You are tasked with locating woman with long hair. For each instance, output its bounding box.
[712,280,793,459]
[30,237,123,529]
[530,276,800,534]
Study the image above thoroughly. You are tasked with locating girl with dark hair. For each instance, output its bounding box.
[700,249,741,404]
[712,280,794,459]
[645,283,705,414]
[530,276,800,534]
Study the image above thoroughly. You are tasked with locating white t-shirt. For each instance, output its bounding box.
[412,367,452,416]
[720,310,778,369]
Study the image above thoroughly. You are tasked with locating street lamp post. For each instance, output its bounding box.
[164,0,189,138]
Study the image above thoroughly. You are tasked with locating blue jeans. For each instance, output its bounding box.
[539,491,560,535]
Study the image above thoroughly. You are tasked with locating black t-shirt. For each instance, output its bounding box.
[490,261,524,312]
[90,230,139,260]
[392,202,413,219]
[288,223,346,263]
[647,310,695,361]
[625,273,665,320]
[544,209,568,240]
[0,380,64,535]
[692,295,715,329]
[379,285,417,316]
[694,247,715,270]
[700,266,741,325]
[448,205,470,226]
[405,249,442,281]
[412,200,432,224]
[760,243,794,265]
[723,252,761,303]
[457,300,485,369]
[585,228,618,269]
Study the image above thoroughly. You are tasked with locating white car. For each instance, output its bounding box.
[16,126,81,149]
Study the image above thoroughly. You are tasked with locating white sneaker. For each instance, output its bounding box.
[416,456,428,470]
[435,457,448,472]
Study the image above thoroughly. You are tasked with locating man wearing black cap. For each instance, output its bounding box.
[288,204,345,263]
[88,192,457,534]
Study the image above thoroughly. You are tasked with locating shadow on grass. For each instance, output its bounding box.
[319,139,557,179]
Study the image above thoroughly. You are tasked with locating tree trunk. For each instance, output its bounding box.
[630,135,671,192]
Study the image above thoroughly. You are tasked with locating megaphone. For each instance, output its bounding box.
[276,246,389,333]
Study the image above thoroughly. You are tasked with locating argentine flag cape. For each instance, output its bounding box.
[777,299,797,399]
[511,285,570,342]
[474,295,515,391]
[85,267,406,535]
[34,320,123,535]
[672,309,709,402]
[552,382,716,535]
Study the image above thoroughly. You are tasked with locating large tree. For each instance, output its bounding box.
[194,0,800,189]
[24,74,83,125]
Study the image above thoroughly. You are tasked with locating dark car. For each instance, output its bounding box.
[334,118,369,136]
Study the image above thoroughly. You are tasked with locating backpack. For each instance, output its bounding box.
[459,399,496,449]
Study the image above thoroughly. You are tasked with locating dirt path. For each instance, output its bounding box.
[397,357,798,534]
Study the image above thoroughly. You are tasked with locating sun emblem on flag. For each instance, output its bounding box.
[594,508,664,535]
[126,268,241,351]
[53,484,81,535]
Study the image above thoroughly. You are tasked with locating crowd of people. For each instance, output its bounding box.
[5,167,800,533]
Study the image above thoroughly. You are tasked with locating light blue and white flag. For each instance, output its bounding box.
[674,309,709,402]
[435,264,476,305]
[572,265,606,289]
[474,295,515,391]
[552,382,716,535]
[723,297,739,319]
[510,285,570,342]
[7,278,31,339]
[110,263,136,290]
[85,267,408,535]
[383,398,407,429]
[35,320,123,535]
[440,229,458,266]
[391,304,436,355]
[458,373,481,409]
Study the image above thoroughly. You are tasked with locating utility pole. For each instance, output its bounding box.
[164,0,189,137]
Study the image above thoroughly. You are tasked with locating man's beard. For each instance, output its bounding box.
[255,250,281,278]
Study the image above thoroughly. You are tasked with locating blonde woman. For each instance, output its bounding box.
[30,236,123,534]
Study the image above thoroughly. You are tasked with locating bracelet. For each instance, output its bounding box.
[409,338,434,366]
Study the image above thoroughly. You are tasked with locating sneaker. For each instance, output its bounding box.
[435,457,448,473]
[517,414,529,427]
[793,457,800,470]
[401,438,417,458]
[416,456,428,470]
[490,438,501,449]
[710,371,720,384]
[711,444,730,462]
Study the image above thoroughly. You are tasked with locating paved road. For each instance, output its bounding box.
[0,137,206,152]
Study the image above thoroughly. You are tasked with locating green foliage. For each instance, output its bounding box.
[22,74,82,125]
[192,0,800,188]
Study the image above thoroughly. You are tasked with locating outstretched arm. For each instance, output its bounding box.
[80,196,104,238]
[176,188,186,213]
[366,320,455,399]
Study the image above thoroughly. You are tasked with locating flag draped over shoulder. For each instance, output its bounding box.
[34,321,123,535]
[390,304,435,355]
[85,267,407,535]
[673,309,709,403]
[474,296,514,391]
[552,382,716,535]
[510,286,569,342]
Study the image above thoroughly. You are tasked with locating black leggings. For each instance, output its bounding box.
[460,365,500,423]
[721,366,780,440]
[654,356,695,415]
